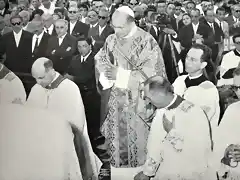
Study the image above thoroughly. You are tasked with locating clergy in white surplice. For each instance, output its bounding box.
[25,57,98,180]
[134,75,214,180]
[213,101,240,180]
[0,63,26,104]
[173,44,220,129]
[0,104,82,180]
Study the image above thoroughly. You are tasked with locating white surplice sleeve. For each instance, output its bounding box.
[1,74,26,104]
[142,109,166,177]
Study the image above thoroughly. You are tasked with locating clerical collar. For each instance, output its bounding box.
[123,25,137,39]
[234,49,240,57]
[189,73,203,80]
[165,95,184,110]
[45,72,66,90]
[185,74,208,88]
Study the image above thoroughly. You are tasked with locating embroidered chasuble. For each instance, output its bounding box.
[0,64,26,104]
[95,27,167,168]
[143,97,214,180]
[26,73,98,179]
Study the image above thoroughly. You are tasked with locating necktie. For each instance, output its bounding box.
[46,29,49,34]
[81,56,85,62]
[34,37,39,52]
[211,23,215,34]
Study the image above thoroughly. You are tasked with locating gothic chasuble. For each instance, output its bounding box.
[95,26,167,168]
[26,73,98,180]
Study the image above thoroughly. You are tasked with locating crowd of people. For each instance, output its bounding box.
[0,0,240,179]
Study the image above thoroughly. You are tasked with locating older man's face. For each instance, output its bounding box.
[87,10,98,24]
[98,10,109,27]
[111,11,132,38]
[68,7,78,21]
[55,21,67,37]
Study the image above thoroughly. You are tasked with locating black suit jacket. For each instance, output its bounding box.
[68,51,96,89]
[88,24,114,52]
[149,25,159,42]
[46,34,77,75]
[68,21,90,38]
[0,30,33,73]
[206,21,224,44]
[32,32,50,61]
[170,16,178,33]
[179,22,214,49]
[225,15,240,36]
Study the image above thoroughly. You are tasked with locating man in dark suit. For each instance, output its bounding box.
[225,4,240,36]
[42,13,57,36]
[179,8,214,70]
[0,15,33,95]
[46,19,77,75]
[68,6,89,38]
[88,8,114,52]
[166,2,178,33]
[204,9,224,63]
[66,36,111,180]
[26,18,50,61]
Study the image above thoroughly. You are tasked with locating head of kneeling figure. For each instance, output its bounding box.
[32,57,56,88]
[143,75,174,109]
[111,6,136,38]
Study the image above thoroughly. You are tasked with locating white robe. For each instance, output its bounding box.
[173,75,220,129]
[0,72,26,104]
[25,75,98,179]
[0,104,81,180]
[213,101,240,179]
[218,50,240,86]
[142,101,214,179]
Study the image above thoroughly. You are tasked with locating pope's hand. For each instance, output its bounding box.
[134,171,150,180]
[104,64,117,80]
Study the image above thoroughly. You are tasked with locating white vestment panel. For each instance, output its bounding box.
[0,104,79,180]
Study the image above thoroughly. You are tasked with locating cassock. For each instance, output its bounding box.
[0,104,82,180]
[0,64,26,104]
[26,73,98,179]
[213,101,240,179]
[142,96,214,180]
[95,25,167,168]
[173,74,220,129]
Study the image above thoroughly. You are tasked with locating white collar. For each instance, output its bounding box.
[123,25,137,39]
[165,94,178,109]
[45,24,54,31]
[188,73,203,79]
[99,24,106,29]
[35,30,44,39]
[58,33,67,39]
[82,50,92,60]
[92,22,98,27]
[13,29,23,36]
[192,22,199,27]
[70,21,77,25]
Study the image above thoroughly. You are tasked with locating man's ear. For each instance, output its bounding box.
[200,61,207,69]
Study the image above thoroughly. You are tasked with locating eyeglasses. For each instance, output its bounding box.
[235,41,240,45]
[68,11,77,14]
[11,22,21,26]
[235,10,240,13]
[98,16,107,19]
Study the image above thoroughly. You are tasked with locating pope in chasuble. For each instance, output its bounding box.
[95,6,167,168]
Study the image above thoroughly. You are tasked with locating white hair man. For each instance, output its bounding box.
[26,57,98,179]
[95,5,167,170]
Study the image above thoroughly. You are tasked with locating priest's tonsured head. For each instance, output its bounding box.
[111,6,136,38]
[32,57,56,88]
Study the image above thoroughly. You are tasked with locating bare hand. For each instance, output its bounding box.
[234,21,240,28]
[134,171,150,180]
[104,64,117,80]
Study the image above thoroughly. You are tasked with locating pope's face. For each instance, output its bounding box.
[111,12,132,38]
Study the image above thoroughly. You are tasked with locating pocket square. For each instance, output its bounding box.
[51,50,56,54]
[66,47,71,51]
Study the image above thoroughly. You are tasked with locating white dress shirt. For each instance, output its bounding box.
[90,22,98,28]
[58,33,67,46]
[192,22,199,34]
[69,21,77,35]
[208,22,215,33]
[81,51,92,62]
[99,25,106,35]
[32,31,45,52]
[44,24,54,35]
[13,29,23,47]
